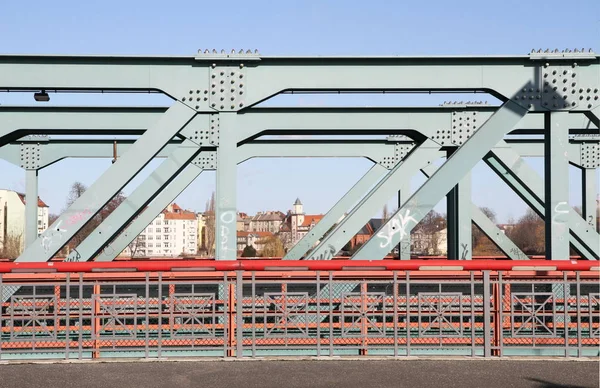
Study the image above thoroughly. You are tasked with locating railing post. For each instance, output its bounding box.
[483,270,492,358]
[92,283,100,359]
[0,274,3,361]
[236,270,244,358]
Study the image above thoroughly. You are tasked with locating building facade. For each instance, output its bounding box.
[0,189,49,251]
[248,211,285,233]
[280,198,323,249]
[124,203,198,258]
[236,230,274,255]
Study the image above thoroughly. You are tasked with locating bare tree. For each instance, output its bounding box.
[506,207,544,254]
[472,207,503,255]
[0,233,23,260]
[127,235,144,258]
[203,191,216,257]
[61,182,127,251]
[382,204,389,223]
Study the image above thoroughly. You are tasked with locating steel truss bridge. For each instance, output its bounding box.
[0,48,598,359]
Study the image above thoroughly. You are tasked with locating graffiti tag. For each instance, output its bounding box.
[307,244,336,261]
[41,220,67,254]
[377,209,417,249]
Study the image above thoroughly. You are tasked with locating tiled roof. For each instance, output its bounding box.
[164,211,196,220]
[16,192,49,208]
[301,215,323,227]
[251,211,285,222]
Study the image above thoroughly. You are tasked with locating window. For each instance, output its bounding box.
[155,220,161,226]
[148,235,153,240]
[164,220,169,225]
[164,235,169,240]
[148,243,153,248]
[148,250,153,254]
[156,228,161,233]
[147,228,153,233]
[38,220,42,226]
[164,242,170,248]
[156,235,161,240]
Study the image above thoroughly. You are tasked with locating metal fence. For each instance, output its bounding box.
[0,260,598,360]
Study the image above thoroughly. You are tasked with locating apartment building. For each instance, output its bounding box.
[0,189,49,250]
[125,203,198,258]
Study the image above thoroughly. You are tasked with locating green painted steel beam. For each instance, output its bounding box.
[304,140,442,260]
[352,100,529,260]
[446,149,472,260]
[0,140,184,169]
[0,107,595,149]
[216,113,238,260]
[237,140,400,164]
[398,182,411,260]
[283,164,388,260]
[545,112,571,260]
[24,169,38,247]
[14,102,198,262]
[582,168,598,233]
[0,107,166,146]
[1,52,597,110]
[486,143,599,260]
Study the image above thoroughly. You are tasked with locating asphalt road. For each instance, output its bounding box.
[0,359,597,388]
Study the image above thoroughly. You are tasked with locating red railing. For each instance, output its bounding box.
[0,259,596,274]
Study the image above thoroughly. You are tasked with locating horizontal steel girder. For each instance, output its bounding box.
[0,52,598,111]
[0,107,596,150]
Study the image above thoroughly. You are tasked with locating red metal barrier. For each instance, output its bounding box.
[0,259,597,273]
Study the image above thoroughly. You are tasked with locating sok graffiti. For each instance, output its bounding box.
[377,209,417,249]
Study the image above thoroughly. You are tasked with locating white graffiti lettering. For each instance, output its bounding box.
[220,225,229,251]
[220,211,235,224]
[377,209,417,248]
[40,220,67,254]
[551,201,569,224]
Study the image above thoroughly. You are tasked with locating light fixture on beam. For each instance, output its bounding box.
[33,90,50,102]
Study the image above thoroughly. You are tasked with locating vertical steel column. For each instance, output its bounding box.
[216,113,237,260]
[447,171,472,260]
[398,185,411,260]
[25,169,39,246]
[545,112,571,260]
[582,168,598,233]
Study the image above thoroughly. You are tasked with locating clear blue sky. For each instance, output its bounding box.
[0,0,598,223]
